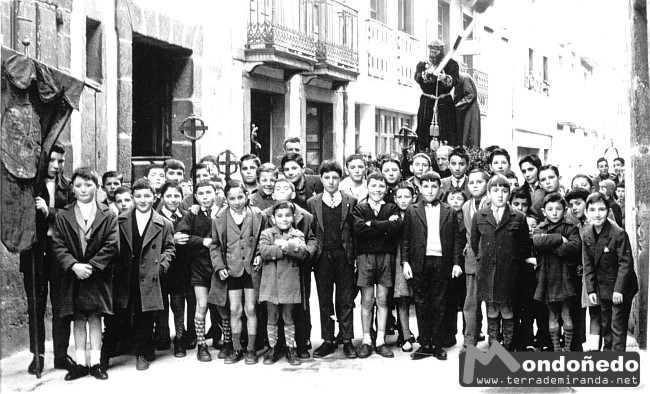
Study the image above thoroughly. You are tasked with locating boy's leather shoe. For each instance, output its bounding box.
[296,346,311,359]
[313,341,337,358]
[184,336,197,350]
[196,344,212,362]
[286,347,301,366]
[135,356,149,371]
[375,345,394,358]
[263,347,281,365]
[27,354,44,375]
[244,350,258,365]
[343,342,358,359]
[224,349,244,364]
[218,342,233,359]
[64,364,89,380]
[432,346,447,360]
[89,364,108,380]
[411,345,434,360]
[54,355,75,371]
[173,337,186,358]
[358,343,372,359]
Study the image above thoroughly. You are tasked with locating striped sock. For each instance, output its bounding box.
[222,316,232,343]
[284,325,296,348]
[267,325,278,348]
[174,315,185,340]
[195,317,206,346]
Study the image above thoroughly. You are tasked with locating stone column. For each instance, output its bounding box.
[115,0,132,182]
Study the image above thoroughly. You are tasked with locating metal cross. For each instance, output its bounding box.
[217,150,239,181]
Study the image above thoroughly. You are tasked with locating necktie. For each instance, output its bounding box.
[329,194,335,208]
[205,208,212,218]
[454,180,460,188]
[171,212,178,222]
[370,202,381,216]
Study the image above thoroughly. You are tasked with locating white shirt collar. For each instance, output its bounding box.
[452,176,466,188]
[77,200,95,221]
[162,207,182,219]
[323,190,342,207]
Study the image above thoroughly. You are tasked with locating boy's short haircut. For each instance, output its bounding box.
[395,181,415,196]
[144,163,164,177]
[488,148,511,165]
[132,178,156,194]
[539,164,559,177]
[469,168,490,181]
[380,158,401,171]
[160,180,184,196]
[509,187,531,206]
[272,200,296,215]
[194,162,209,173]
[224,179,248,197]
[487,174,511,191]
[164,158,185,172]
[518,154,542,170]
[600,179,616,194]
[283,137,301,150]
[51,143,66,156]
[257,163,278,179]
[571,174,593,188]
[71,167,100,187]
[114,185,132,197]
[484,145,501,156]
[195,179,216,192]
[366,171,387,185]
[565,188,590,204]
[102,171,123,186]
[240,153,261,167]
[420,171,441,186]
[449,147,469,163]
[586,192,610,211]
[504,170,518,180]
[281,153,305,169]
[596,157,608,166]
[274,177,296,192]
[616,182,625,189]
[444,188,468,203]
[318,159,343,177]
[613,157,625,166]
[542,192,567,209]
[199,155,218,166]
[345,154,365,167]
[410,152,432,166]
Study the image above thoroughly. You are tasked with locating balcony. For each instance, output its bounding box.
[246,0,317,79]
[311,0,360,86]
[459,63,489,115]
[366,19,425,88]
[245,0,359,86]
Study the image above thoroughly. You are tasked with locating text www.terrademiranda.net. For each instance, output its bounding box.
[475,376,640,386]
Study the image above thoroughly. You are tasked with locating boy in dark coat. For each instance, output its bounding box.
[353,172,402,358]
[53,167,118,380]
[110,179,175,371]
[307,160,358,359]
[471,174,534,351]
[401,171,463,360]
[533,193,582,352]
[282,153,323,210]
[584,193,638,351]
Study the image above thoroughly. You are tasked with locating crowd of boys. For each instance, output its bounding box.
[22,138,638,381]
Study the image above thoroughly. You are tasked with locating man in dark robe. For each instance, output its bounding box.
[455,72,482,148]
[415,40,460,151]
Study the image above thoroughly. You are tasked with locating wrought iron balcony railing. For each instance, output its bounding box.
[314,0,359,71]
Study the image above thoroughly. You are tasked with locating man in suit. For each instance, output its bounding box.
[307,160,358,359]
[20,143,76,374]
[440,147,471,198]
[281,153,323,210]
[401,171,463,360]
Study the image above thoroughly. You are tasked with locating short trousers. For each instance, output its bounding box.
[227,271,254,290]
[356,253,394,288]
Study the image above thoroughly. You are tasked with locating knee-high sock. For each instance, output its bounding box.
[195,317,206,346]
[284,324,296,348]
[549,327,561,352]
[222,315,232,343]
[267,325,278,348]
[563,327,573,352]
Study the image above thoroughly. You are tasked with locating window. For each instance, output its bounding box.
[528,48,534,74]
[462,13,474,69]
[370,0,387,24]
[398,0,414,35]
[375,110,414,155]
[85,18,103,83]
[438,1,450,49]
[543,56,549,83]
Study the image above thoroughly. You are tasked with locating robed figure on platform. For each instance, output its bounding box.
[415,40,460,151]
[454,72,482,148]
